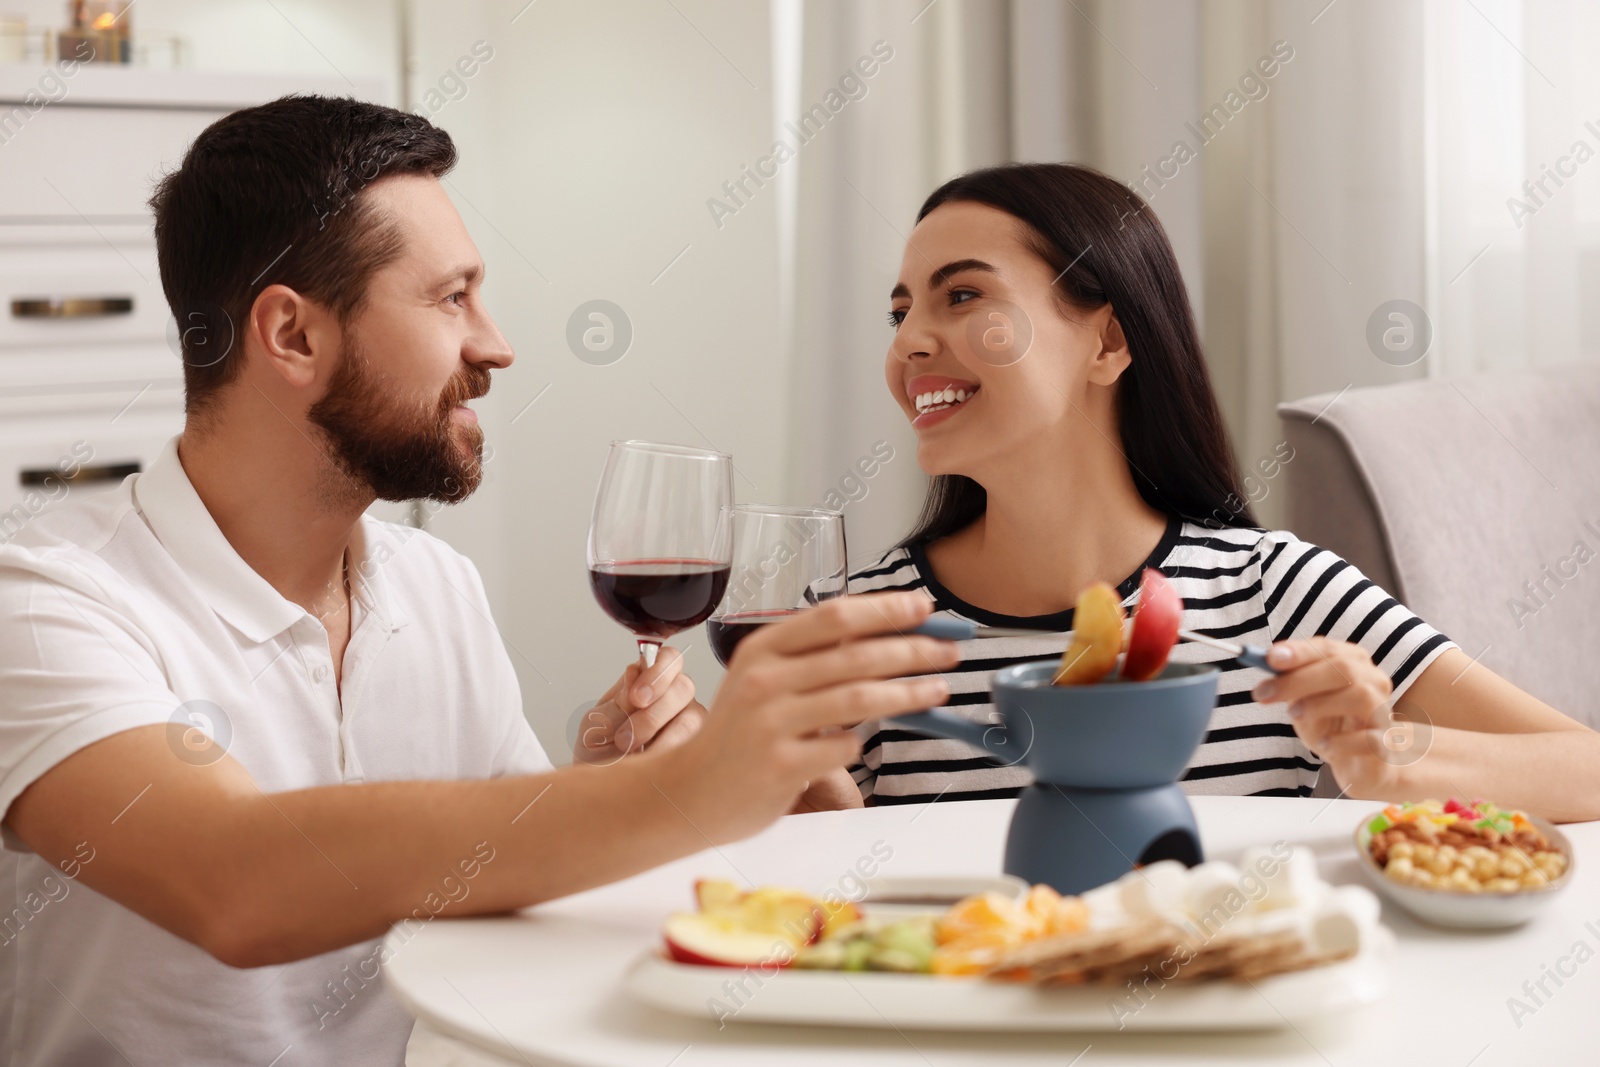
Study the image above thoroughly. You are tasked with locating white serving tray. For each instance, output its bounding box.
[624,925,1395,1032]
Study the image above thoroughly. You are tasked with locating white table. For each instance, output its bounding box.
[386,797,1600,1066]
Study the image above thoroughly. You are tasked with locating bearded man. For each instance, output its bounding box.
[0,96,951,1065]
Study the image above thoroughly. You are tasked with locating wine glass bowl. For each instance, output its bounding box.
[706,505,848,667]
[587,441,733,667]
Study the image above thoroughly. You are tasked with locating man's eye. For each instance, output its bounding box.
[445,291,467,307]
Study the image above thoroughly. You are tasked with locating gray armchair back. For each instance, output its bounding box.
[1278,366,1600,729]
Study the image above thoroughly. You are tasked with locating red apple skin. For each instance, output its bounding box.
[665,938,777,968]
[1123,568,1182,681]
[662,914,800,969]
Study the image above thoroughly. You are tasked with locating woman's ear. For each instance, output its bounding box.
[1086,306,1133,386]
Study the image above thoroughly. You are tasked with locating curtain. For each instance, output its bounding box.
[1432,0,1600,375]
[778,0,1597,553]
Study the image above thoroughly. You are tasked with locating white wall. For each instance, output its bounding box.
[1,0,784,757]
[410,0,785,758]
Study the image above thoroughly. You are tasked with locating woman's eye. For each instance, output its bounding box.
[887,308,907,328]
[949,288,979,306]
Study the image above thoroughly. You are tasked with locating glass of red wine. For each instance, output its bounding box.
[706,505,848,667]
[587,440,733,668]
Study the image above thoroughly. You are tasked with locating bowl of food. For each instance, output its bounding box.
[1355,799,1574,929]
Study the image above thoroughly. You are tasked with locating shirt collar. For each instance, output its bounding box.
[349,515,413,634]
[134,435,410,643]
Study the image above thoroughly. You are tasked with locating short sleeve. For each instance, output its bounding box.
[487,644,553,777]
[847,720,882,801]
[1256,532,1456,700]
[0,549,181,846]
[446,553,551,778]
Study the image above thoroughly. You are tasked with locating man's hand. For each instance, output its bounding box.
[574,646,705,764]
[1251,637,1401,797]
[655,591,953,843]
[791,766,866,813]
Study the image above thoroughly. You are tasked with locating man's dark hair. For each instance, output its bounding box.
[149,95,456,420]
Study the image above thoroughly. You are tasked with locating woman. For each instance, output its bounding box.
[845,162,1600,819]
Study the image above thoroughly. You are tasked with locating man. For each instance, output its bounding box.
[0,96,953,1065]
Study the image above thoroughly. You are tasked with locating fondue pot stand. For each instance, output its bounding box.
[890,661,1219,895]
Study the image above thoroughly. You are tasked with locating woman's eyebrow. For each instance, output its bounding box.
[928,258,998,288]
[890,258,1000,302]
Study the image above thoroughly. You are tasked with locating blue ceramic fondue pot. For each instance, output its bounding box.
[891,660,1219,894]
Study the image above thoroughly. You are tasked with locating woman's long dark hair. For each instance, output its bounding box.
[900,163,1256,546]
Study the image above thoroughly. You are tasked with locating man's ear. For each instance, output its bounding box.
[248,284,338,389]
[1086,306,1133,386]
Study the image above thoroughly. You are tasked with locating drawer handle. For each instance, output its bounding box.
[11,297,135,319]
[20,462,140,487]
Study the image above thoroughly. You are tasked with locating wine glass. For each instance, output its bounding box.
[706,505,848,667]
[587,440,733,668]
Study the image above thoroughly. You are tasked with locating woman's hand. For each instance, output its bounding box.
[1246,639,1600,819]
[574,646,706,765]
[1252,637,1403,797]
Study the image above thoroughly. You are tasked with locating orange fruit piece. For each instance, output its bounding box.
[1023,884,1090,936]
[930,942,1010,976]
[937,891,1024,944]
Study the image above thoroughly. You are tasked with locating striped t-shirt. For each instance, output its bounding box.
[847,517,1455,803]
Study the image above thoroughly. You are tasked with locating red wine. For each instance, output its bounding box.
[706,609,803,667]
[589,559,731,640]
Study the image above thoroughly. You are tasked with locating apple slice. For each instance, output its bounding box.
[1052,582,1125,685]
[694,878,744,914]
[1122,568,1182,681]
[663,912,802,968]
[740,887,824,944]
[820,899,863,940]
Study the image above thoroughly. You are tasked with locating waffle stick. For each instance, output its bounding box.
[988,919,1332,986]
[988,920,1185,984]
[1164,928,1306,982]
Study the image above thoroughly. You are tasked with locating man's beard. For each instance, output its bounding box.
[308,339,492,505]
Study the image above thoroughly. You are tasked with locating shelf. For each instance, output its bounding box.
[0,64,386,110]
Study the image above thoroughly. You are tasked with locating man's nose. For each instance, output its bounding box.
[466,310,514,370]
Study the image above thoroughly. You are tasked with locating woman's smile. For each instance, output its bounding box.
[906,373,981,429]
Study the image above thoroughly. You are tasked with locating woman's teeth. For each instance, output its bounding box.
[913,387,976,415]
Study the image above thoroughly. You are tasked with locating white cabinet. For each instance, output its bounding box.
[0,103,216,217]
[0,67,404,532]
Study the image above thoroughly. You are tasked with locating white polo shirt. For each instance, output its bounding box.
[0,436,551,1066]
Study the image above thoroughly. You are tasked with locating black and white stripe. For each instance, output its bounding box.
[848,517,1455,804]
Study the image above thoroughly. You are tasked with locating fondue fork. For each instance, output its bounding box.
[909,617,1279,674]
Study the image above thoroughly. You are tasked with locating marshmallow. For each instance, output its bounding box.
[1117,860,1190,922]
[1081,882,1127,929]
[1237,900,1313,940]
[1241,844,1320,911]
[1183,861,1245,928]
[1308,885,1380,958]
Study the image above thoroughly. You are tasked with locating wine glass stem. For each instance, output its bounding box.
[637,640,660,669]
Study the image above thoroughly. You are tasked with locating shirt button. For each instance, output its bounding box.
[313,665,330,683]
